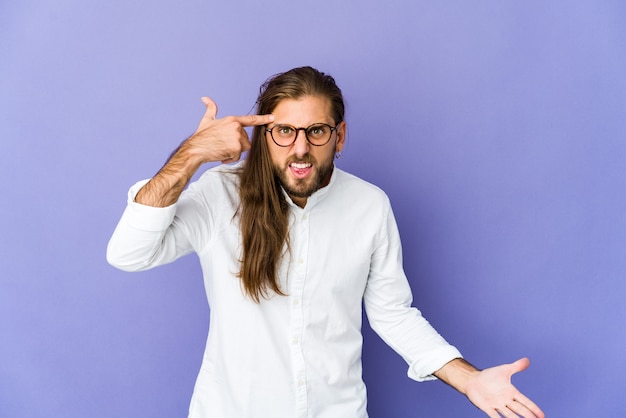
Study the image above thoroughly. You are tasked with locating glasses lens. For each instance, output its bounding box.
[306,124,332,145]
[271,125,295,146]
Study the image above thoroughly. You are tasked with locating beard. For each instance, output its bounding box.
[273,153,335,200]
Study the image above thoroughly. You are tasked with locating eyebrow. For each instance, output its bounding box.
[269,121,332,127]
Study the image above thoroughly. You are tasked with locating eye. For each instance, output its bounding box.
[276,125,294,137]
[308,124,328,138]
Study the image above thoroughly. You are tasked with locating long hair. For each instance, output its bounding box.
[237,66,345,302]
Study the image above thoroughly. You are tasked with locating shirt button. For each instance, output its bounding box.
[298,379,305,387]
[292,338,299,345]
[293,298,300,305]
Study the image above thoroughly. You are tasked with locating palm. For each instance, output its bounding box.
[465,358,544,418]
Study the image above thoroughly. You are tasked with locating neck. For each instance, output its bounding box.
[290,195,308,208]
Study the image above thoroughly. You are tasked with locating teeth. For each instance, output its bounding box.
[290,163,311,169]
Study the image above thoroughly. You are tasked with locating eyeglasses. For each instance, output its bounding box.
[266,123,338,147]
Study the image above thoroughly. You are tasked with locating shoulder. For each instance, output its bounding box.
[333,168,390,204]
[326,168,393,221]
[183,162,242,206]
[192,162,241,188]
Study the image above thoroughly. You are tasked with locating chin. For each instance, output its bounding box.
[286,183,317,199]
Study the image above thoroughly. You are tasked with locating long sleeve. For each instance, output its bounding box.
[363,202,462,382]
[106,180,195,272]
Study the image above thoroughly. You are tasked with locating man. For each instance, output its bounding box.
[107,66,544,418]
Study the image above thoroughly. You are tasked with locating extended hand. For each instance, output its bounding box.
[465,358,545,418]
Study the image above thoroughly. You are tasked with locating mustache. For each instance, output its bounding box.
[286,155,315,165]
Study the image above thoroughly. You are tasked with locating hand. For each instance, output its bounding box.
[186,97,274,165]
[135,97,273,207]
[465,358,545,418]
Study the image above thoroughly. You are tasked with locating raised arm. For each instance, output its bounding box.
[434,357,545,418]
[135,97,274,207]
[107,97,274,271]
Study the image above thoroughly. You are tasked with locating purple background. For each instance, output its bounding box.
[2,1,625,416]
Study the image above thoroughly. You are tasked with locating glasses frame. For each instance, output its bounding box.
[266,123,339,147]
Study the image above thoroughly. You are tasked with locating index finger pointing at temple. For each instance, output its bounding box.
[234,114,275,127]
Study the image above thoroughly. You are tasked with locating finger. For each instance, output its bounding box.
[232,113,275,127]
[507,358,531,376]
[221,155,238,164]
[221,150,244,164]
[482,409,500,418]
[514,394,545,418]
[239,128,252,152]
[200,96,218,120]
[219,129,249,164]
[495,405,517,418]
[506,400,533,417]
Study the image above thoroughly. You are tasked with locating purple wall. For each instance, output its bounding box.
[2,1,625,416]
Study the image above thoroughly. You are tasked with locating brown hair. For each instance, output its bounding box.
[237,66,345,302]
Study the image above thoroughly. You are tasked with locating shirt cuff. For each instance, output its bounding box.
[123,179,177,232]
[407,345,463,382]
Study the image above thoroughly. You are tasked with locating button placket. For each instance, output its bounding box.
[289,210,310,417]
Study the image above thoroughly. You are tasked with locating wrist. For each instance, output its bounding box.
[134,143,201,207]
[174,138,206,170]
[434,358,481,395]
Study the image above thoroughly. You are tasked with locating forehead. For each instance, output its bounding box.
[272,96,333,125]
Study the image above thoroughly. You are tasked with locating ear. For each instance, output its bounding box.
[335,121,346,152]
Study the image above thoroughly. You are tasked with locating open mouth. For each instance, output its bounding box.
[289,162,313,178]
[290,162,312,169]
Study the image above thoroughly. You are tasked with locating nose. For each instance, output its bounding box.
[292,128,310,157]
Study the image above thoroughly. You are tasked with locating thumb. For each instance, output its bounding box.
[510,357,531,375]
[200,96,218,120]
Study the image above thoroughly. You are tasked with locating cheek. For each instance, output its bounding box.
[266,141,287,165]
[313,146,336,164]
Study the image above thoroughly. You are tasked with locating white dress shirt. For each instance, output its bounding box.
[107,163,462,418]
